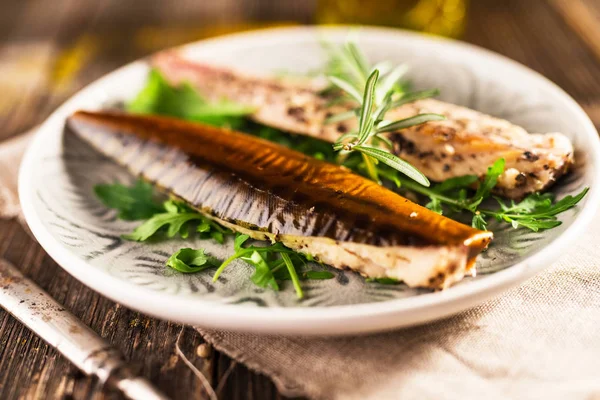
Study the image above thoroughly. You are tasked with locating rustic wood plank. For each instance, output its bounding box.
[0,219,220,400]
[465,0,600,103]
[548,0,600,64]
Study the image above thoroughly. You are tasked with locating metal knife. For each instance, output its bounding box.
[0,259,170,400]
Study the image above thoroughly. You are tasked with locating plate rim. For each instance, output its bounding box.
[18,25,600,335]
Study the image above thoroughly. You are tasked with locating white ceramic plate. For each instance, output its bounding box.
[19,26,600,335]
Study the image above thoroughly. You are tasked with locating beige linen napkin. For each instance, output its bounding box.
[3,132,600,400]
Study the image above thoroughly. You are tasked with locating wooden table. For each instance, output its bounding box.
[1,1,600,398]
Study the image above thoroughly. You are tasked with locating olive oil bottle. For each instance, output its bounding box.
[316,0,468,38]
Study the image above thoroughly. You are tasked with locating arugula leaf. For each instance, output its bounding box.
[396,157,589,232]
[213,241,296,281]
[302,271,335,280]
[128,69,253,128]
[95,181,232,242]
[248,251,280,291]
[532,189,588,216]
[234,234,251,251]
[211,234,335,298]
[471,213,488,231]
[432,175,479,194]
[95,181,330,295]
[122,212,204,241]
[426,197,443,214]
[209,231,225,244]
[281,252,303,298]
[166,248,220,273]
[485,188,589,232]
[469,158,506,209]
[94,180,164,220]
[366,277,400,284]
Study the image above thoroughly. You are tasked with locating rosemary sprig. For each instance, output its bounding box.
[325,39,444,187]
[323,38,588,232]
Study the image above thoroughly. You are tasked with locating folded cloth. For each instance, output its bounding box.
[3,132,600,400]
[0,130,34,221]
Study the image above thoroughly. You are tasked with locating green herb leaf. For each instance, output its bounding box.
[166,248,220,273]
[210,231,225,244]
[386,89,440,111]
[281,252,303,298]
[234,234,251,251]
[366,277,400,284]
[376,64,408,103]
[354,145,430,187]
[248,251,280,291]
[325,109,357,124]
[471,213,488,230]
[122,212,204,241]
[361,151,380,183]
[433,175,479,194]
[323,38,436,188]
[376,113,445,134]
[426,197,443,214]
[345,40,370,81]
[128,69,252,128]
[395,157,588,232]
[470,158,506,209]
[532,188,588,216]
[94,180,164,220]
[303,271,335,280]
[328,76,363,103]
[484,187,589,232]
[356,69,379,145]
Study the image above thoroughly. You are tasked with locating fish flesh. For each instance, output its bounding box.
[69,111,492,289]
[153,53,574,199]
[68,111,493,289]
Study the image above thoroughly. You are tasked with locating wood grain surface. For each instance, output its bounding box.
[1,0,600,399]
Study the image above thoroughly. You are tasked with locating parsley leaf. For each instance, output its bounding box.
[94,180,163,220]
[166,248,220,273]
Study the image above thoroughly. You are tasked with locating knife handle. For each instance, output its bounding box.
[0,259,169,400]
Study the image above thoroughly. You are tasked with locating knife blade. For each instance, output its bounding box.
[0,259,170,400]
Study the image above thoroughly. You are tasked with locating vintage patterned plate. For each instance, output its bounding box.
[19,26,600,335]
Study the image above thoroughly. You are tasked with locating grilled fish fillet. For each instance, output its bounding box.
[68,111,492,289]
[153,53,574,199]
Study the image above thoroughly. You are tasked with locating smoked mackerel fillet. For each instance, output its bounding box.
[67,111,493,289]
[153,53,574,200]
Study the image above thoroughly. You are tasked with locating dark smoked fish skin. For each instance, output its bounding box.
[152,53,574,200]
[67,111,492,289]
